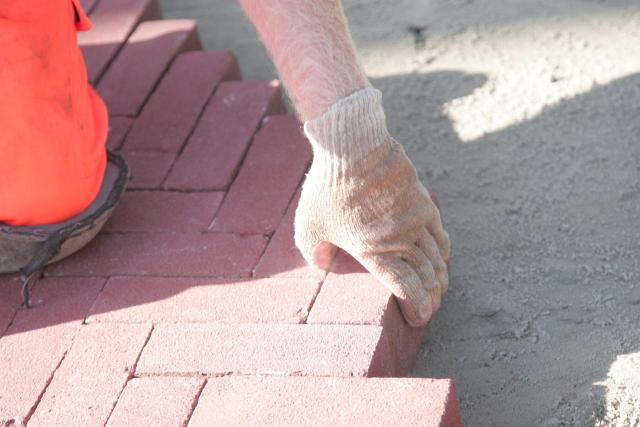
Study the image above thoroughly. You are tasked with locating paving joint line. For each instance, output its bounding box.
[83,277,111,325]
[102,323,155,426]
[22,324,85,425]
[91,0,157,86]
[182,378,208,427]
[158,66,244,190]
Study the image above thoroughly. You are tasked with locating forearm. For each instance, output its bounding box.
[237,0,369,120]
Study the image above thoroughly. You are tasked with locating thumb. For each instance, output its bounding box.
[294,210,337,270]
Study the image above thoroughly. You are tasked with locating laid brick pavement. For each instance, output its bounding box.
[0,1,460,425]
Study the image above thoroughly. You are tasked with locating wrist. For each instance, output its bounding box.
[302,86,392,165]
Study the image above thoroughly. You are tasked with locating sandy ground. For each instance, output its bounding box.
[160,1,640,425]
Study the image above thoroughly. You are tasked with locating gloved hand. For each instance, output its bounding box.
[295,87,450,327]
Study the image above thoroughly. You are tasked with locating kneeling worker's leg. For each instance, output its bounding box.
[0,0,107,226]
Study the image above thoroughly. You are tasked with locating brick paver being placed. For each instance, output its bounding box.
[0,1,460,425]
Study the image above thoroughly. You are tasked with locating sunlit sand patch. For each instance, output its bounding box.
[592,352,640,427]
[359,11,640,143]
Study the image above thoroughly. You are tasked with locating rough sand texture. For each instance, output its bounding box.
[160,1,640,425]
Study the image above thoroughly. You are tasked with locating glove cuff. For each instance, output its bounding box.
[303,86,392,163]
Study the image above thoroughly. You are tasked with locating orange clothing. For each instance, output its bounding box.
[0,0,108,226]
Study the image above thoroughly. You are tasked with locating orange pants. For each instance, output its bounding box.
[0,0,108,226]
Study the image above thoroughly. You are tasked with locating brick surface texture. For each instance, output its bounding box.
[86,277,321,324]
[106,377,204,427]
[164,80,286,191]
[120,150,175,189]
[210,115,311,234]
[97,19,201,116]
[253,190,325,280]
[135,323,390,377]
[0,2,460,425]
[79,0,160,83]
[0,275,21,337]
[124,51,240,153]
[28,324,152,427]
[103,191,224,233]
[0,278,105,425]
[189,376,461,427]
[106,116,133,151]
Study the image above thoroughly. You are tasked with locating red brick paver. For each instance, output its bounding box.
[79,0,160,83]
[97,19,201,117]
[189,376,461,427]
[253,191,326,279]
[46,232,267,277]
[0,275,21,337]
[124,50,240,153]
[103,191,224,233]
[0,278,104,425]
[28,323,151,427]
[0,1,461,424]
[106,377,204,427]
[86,276,321,324]
[309,251,424,376]
[120,150,176,189]
[136,323,392,377]
[210,115,311,234]
[164,80,285,191]
[80,0,100,15]
[106,116,134,151]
